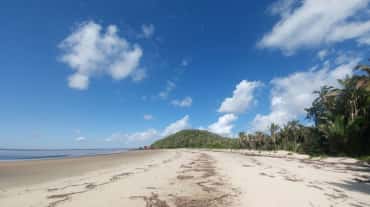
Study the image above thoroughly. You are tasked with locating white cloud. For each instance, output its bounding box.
[68,73,89,90]
[328,21,370,43]
[218,80,262,114]
[143,114,154,120]
[171,97,192,107]
[159,81,176,99]
[75,136,86,142]
[106,129,159,143]
[208,114,238,137]
[127,129,158,142]
[106,115,191,145]
[59,21,143,90]
[162,115,190,136]
[140,24,155,39]
[109,46,142,80]
[251,57,360,131]
[259,0,370,53]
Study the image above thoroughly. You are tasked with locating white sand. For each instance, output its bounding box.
[0,149,369,207]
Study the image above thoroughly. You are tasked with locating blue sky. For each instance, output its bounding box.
[1,0,370,148]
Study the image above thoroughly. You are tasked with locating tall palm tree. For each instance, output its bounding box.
[355,63,370,91]
[269,123,280,150]
[286,120,301,151]
[306,86,337,126]
[238,132,247,148]
[337,77,366,122]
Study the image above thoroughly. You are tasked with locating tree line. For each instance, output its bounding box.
[238,62,370,157]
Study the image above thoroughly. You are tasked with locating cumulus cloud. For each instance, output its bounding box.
[171,97,193,107]
[143,114,154,120]
[218,80,262,114]
[251,57,360,131]
[106,129,159,143]
[106,115,192,146]
[59,21,143,90]
[159,81,176,99]
[162,115,190,136]
[208,114,238,137]
[259,0,370,53]
[140,24,155,39]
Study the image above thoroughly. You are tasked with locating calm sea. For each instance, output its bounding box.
[0,148,129,161]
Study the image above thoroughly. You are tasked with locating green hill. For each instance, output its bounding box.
[151,129,238,149]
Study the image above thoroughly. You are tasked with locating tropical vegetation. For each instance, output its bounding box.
[152,62,370,158]
[239,61,370,156]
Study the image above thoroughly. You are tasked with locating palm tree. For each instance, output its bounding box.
[238,132,247,148]
[319,115,348,153]
[337,77,369,122]
[306,86,337,126]
[354,62,370,118]
[355,62,370,91]
[269,123,280,150]
[286,120,301,151]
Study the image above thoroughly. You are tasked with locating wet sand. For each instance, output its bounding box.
[0,149,369,207]
[0,150,163,189]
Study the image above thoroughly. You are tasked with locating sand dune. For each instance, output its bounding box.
[0,149,369,207]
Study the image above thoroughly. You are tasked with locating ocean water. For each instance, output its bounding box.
[0,148,129,161]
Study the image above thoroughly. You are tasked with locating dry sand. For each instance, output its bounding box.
[0,149,369,207]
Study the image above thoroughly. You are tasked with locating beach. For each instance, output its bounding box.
[0,149,369,207]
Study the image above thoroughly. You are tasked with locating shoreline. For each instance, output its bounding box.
[0,150,160,189]
[0,148,134,162]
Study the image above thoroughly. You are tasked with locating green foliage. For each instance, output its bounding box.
[151,129,239,149]
[236,60,370,157]
[304,61,370,156]
[299,127,326,155]
[151,61,370,159]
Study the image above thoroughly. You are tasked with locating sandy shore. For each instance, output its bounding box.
[0,149,369,207]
